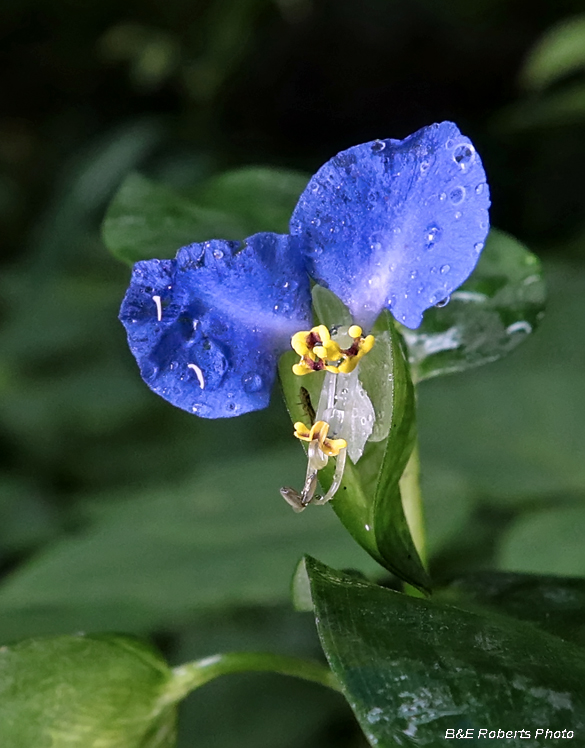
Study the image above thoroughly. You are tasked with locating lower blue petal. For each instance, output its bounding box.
[291,122,491,329]
[119,233,311,418]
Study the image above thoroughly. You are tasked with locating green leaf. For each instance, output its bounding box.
[417,262,585,504]
[0,634,176,748]
[0,449,378,642]
[306,556,585,748]
[102,167,309,266]
[440,570,585,648]
[499,505,585,578]
[279,289,429,592]
[403,229,546,382]
[102,173,245,265]
[193,166,309,235]
[520,14,585,91]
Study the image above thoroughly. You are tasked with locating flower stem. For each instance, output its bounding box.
[162,651,342,705]
[399,439,426,567]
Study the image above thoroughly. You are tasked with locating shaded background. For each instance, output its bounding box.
[2,1,585,745]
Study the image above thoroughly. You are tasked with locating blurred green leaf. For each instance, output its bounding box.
[418,262,585,503]
[173,605,357,748]
[102,173,244,264]
[0,449,378,642]
[0,634,176,748]
[306,556,585,748]
[440,570,585,648]
[102,166,308,266]
[497,83,585,132]
[499,505,585,577]
[194,166,309,234]
[403,229,545,382]
[520,14,585,91]
[279,288,428,592]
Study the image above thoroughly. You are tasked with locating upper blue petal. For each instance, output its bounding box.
[290,121,491,329]
[119,232,311,418]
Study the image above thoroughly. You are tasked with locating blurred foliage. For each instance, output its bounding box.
[1,0,585,745]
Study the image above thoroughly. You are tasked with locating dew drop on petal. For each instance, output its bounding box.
[371,140,386,153]
[440,264,450,274]
[426,223,442,248]
[242,372,263,393]
[213,249,224,260]
[435,295,450,308]
[474,241,484,253]
[439,192,447,201]
[453,143,475,166]
[446,139,455,149]
[420,160,430,173]
[454,211,462,220]
[475,183,485,195]
[449,186,465,205]
[410,270,418,279]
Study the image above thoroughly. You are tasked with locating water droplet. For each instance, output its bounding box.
[242,372,263,393]
[226,402,237,412]
[169,361,178,370]
[360,417,366,426]
[446,139,455,149]
[273,304,279,311]
[311,183,319,193]
[426,223,442,248]
[290,219,301,234]
[371,241,382,251]
[439,192,447,201]
[474,241,484,253]
[393,227,401,235]
[449,186,465,205]
[435,296,450,308]
[371,140,386,152]
[454,211,462,220]
[420,160,430,173]
[506,321,532,336]
[410,270,418,279]
[213,248,224,260]
[340,387,348,396]
[475,183,485,195]
[312,218,321,227]
[429,293,438,304]
[440,264,450,274]
[453,143,475,166]
[367,707,383,725]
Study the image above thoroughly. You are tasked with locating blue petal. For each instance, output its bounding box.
[119,233,311,418]
[291,122,491,329]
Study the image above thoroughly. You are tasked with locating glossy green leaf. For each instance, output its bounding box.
[440,570,585,648]
[403,229,545,382]
[306,556,585,748]
[520,14,585,91]
[279,288,429,592]
[102,173,244,264]
[0,449,378,642]
[0,634,176,748]
[193,166,309,235]
[499,505,585,578]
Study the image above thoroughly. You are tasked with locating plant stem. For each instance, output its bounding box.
[399,439,426,567]
[162,651,342,705]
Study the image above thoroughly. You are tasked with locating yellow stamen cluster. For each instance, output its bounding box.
[291,324,375,376]
[293,420,347,456]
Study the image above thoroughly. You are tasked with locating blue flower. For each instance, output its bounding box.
[119,121,489,506]
[119,232,312,418]
[291,121,490,330]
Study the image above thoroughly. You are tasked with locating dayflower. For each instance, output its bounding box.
[119,121,490,510]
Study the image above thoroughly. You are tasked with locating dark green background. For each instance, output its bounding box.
[1,1,585,745]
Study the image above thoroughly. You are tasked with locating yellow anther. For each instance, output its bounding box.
[292,361,314,376]
[291,331,312,357]
[293,420,347,457]
[290,324,375,377]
